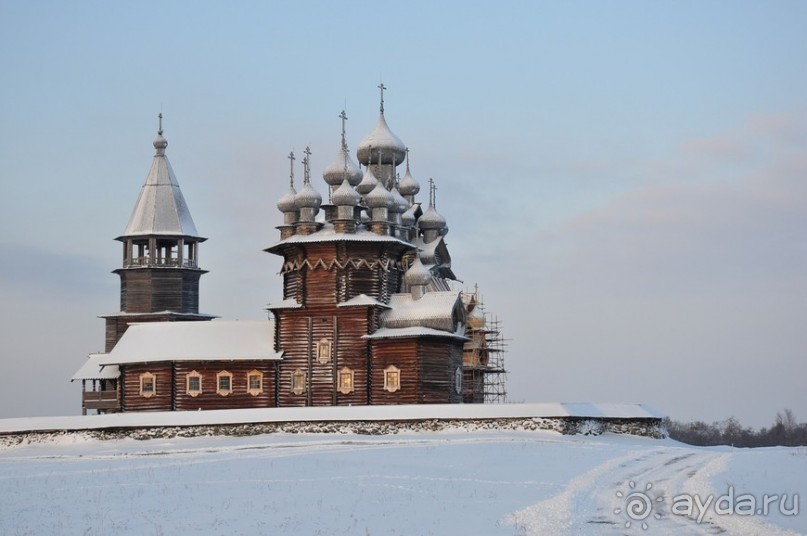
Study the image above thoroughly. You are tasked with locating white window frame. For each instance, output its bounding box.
[139,372,155,398]
[216,370,233,396]
[383,365,400,393]
[247,370,263,396]
[338,367,355,395]
[186,370,202,397]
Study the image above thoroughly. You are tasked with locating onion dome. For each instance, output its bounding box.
[357,85,406,166]
[404,256,432,287]
[399,151,420,197]
[365,181,395,209]
[390,184,409,213]
[467,304,486,329]
[153,132,168,154]
[277,184,297,213]
[418,204,446,230]
[332,179,360,207]
[401,205,416,226]
[324,112,363,187]
[295,181,322,209]
[356,165,379,196]
[323,147,363,187]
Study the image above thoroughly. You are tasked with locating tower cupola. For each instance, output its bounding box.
[418,178,447,243]
[294,147,322,234]
[398,148,420,205]
[357,84,406,171]
[323,110,363,191]
[404,256,432,300]
[277,151,299,232]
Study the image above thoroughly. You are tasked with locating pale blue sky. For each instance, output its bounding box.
[1,1,806,427]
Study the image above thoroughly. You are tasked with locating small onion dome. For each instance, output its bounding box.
[401,205,416,226]
[153,132,168,154]
[277,185,298,213]
[390,185,409,213]
[323,147,363,187]
[332,179,360,207]
[418,205,446,230]
[399,166,420,197]
[294,181,322,209]
[356,166,379,196]
[404,257,432,287]
[365,182,395,209]
[357,114,406,166]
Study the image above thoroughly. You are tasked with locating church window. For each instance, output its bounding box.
[139,372,155,398]
[247,370,263,396]
[186,371,202,397]
[292,369,307,395]
[216,371,233,396]
[338,367,354,394]
[383,365,400,393]
[455,367,462,394]
[317,338,332,364]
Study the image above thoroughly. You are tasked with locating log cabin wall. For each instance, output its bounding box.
[173,361,276,410]
[419,339,464,404]
[120,363,173,412]
[117,268,204,314]
[369,338,421,405]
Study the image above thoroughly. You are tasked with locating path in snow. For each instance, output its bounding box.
[509,445,802,535]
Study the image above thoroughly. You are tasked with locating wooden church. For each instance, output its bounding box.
[72,89,505,413]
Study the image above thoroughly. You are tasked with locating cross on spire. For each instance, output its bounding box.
[405,147,411,171]
[378,82,386,114]
[158,113,163,136]
[339,110,348,149]
[303,146,312,184]
[288,151,295,186]
[428,178,437,207]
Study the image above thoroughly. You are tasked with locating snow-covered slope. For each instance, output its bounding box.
[1,431,804,535]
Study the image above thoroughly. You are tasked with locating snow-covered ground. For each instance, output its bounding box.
[1,430,804,535]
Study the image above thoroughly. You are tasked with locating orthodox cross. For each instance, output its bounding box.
[378,82,386,114]
[288,151,295,186]
[303,146,312,184]
[339,110,348,148]
[158,112,163,136]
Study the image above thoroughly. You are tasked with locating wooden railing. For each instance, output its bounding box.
[83,390,120,410]
[124,257,198,268]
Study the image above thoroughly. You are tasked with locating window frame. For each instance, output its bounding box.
[186,370,203,397]
[383,365,400,393]
[247,370,263,396]
[139,372,155,398]
[455,367,462,394]
[216,370,233,396]
[291,369,307,395]
[337,367,355,395]
[316,338,332,364]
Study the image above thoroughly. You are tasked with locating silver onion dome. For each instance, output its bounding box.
[323,146,363,187]
[418,204,446,230]
[332,179,361,207]
[401,205,416,226]
[404,256,432,287]
[356,165,379,196]
[277,185,297,213]
[399,161,420,197]
[365,182,395,209]
[390,184,409,213]
[295,181,322,209]
[357,113,407,166]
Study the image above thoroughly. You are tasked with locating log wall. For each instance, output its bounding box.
[173,362,276,411]
[121,363,173,412]
[116,268,204,314]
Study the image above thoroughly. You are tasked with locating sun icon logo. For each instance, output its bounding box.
[613,481,664,530]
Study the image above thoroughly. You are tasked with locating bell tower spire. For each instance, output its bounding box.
[103,115,214,352]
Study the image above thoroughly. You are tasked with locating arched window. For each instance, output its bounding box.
[383,365,400,393]
[216,371,233,396]
[139,372,155,398]
[186,371,202,397]
[247,370,263,396]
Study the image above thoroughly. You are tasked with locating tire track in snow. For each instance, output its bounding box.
[507,446,800,535]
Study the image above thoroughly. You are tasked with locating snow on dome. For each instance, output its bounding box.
[390,185,409,214]
[404,256,432,287]
[356,165,379,196]
[357,114,407,166]
[153,132,168,153]
[277,184,298,213]
[295,182,322,209]
[418,204,446,230]
[323,146,363,187]
[401,204,416,226]
[332,179,361,207]
[365,181,395,209]
[399,165,420,196]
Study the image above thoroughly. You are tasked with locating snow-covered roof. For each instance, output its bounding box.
[119,131,202,240]
[267,223,414,251]
[0,403,666,434]
[71,354,120,381]
[337,294,390,308]
[364,326,468,341]
[94,320,282,366]
[266,298,302,310]
[381,291,462,333]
